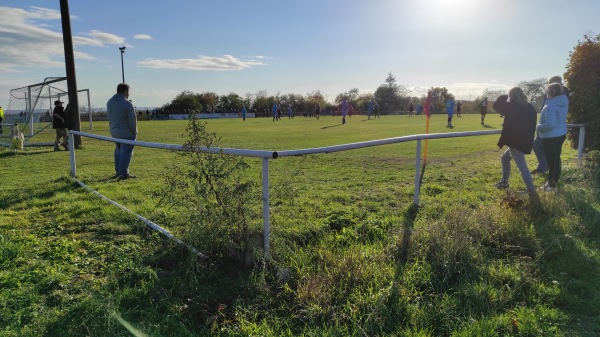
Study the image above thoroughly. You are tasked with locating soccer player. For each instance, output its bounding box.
[314,103,321,120]
[374,101,380,119]
[480,97,488,125]
[272,102,279,121]
[341,97,348,124]
[446,96,455,127]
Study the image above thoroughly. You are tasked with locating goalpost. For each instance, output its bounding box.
[4,77,92,144]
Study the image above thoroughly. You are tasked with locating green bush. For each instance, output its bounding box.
[582,150,600,185]
[159,115,262,263]
[565,32,600,151]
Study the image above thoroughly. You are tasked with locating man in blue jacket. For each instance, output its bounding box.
[107,83,137,180]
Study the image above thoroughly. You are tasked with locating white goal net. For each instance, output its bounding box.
[3,77,92,144]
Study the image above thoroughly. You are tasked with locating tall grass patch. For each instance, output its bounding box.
[1,115,599,336]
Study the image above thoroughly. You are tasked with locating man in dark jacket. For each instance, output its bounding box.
[52,100,68,151]
[492,87,537,193]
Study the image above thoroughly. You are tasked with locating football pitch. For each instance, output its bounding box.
[1,113,596,336]
[62,113,574,239]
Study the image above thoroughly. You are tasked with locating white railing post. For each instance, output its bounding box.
[577,125,585,168]
[87,89,93,130]
[414,139,422,206]
[69,132,76,177]
[28,87,34,137]
[262,157,270,256]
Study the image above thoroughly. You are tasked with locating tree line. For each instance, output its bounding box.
[160,30,600,153]
[160,73,556,117]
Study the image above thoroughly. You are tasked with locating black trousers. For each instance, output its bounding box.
[542,134,566,187]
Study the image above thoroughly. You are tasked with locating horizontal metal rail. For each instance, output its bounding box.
[69,123,586,256]
[69,130,277,158]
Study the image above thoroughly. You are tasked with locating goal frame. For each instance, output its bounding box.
[8,77,93,139]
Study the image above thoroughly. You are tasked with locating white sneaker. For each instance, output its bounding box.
[540,182,555,192]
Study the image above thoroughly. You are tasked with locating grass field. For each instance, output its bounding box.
[1,114,599,336]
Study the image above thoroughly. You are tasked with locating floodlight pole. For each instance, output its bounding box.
[119,46,126,83]
[59,0,82,148]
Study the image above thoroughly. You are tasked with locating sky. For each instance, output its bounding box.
[0,0,598,110]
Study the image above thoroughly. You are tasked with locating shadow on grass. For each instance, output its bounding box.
[397,203,420,265]
[0,148,57,158]
[0,176,76,210]
[321,124,343,129]
[531,188,600,334]
[93,175,120,183]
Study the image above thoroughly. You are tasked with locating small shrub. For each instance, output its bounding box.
[159,115,261,263]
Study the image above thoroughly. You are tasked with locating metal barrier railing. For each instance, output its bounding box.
[68,124,586,255]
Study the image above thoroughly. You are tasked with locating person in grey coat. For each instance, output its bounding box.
[107,83,137,180]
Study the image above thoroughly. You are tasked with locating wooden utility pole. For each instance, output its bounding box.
[59,0,82,148]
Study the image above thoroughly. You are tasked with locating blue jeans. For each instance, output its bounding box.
[532,134,548,172]
[501,147,535,192]
[114,137,135,177]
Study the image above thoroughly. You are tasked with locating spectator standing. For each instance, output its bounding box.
[107,83,137,180]
[456,100,462,117]
[531,75,571,175]
[537,82,569,191]
[408,102,414,117]
[367,100,374,119]
[492,87,537,194]
[52,100,68,151]
[241,105,247,121]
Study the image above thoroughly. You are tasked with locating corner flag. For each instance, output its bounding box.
[424,91,432,118]
[420,90,432,185]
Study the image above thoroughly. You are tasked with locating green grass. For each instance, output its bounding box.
[1,114,599,336]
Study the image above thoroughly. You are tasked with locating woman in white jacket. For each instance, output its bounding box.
[537,82,569,191]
